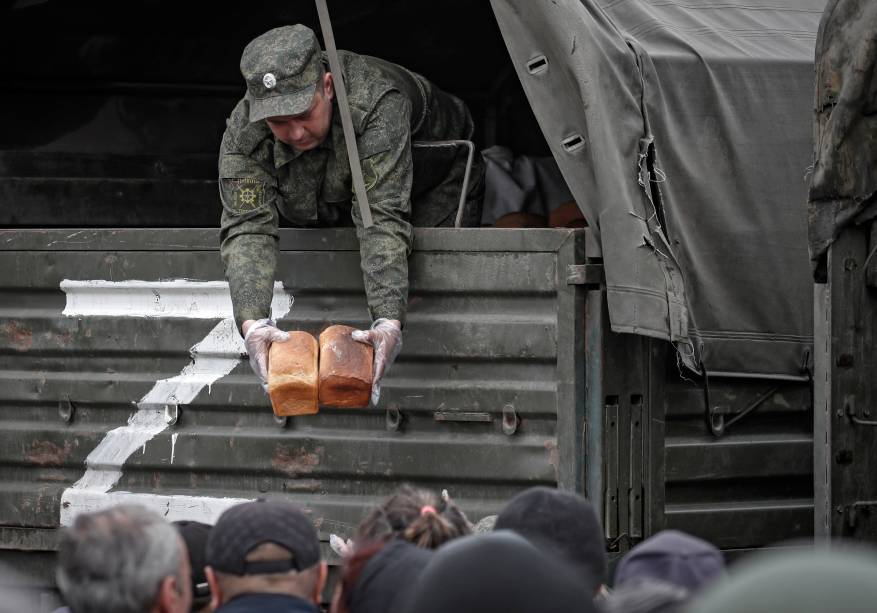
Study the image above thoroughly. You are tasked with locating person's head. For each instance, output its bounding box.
[173,521,212,613]
[239,24,335,151]
[494,486,606,594]
[355,485,471,549]
[56,504,192,613]
[330,540,432,613]
[687,546,877,613]
[615,530,725,593]
[204,499,327,608]
[401,531,596,613]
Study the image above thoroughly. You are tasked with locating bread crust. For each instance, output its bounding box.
[267,331,319,416]
[319,325,374,408]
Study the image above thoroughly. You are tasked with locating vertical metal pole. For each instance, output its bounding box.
[584,228,604,515]
[814,279,831,540]
[314,0,373,228]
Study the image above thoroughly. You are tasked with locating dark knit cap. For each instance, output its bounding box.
[401,531,596,613]
[495,486,606,592]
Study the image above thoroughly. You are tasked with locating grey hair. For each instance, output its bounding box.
[56,504,184,613]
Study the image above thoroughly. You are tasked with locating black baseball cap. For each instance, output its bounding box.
[205,499,321,575]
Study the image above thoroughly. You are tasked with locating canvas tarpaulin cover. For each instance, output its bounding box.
[491,0,824,377]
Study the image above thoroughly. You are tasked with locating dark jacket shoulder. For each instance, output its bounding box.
[216,592,319,613]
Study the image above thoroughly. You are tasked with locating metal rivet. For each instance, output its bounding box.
[844,258,858,271]
[274,415,289,428]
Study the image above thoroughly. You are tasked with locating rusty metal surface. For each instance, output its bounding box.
[0,227,586,559]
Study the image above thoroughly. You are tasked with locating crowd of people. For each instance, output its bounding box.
[53,486,877,613]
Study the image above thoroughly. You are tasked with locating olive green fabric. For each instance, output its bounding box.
[219,49,482,331]
[240,25,323,122]
[492,0,822,376]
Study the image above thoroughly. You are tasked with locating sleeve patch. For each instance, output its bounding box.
[221,178,267,213]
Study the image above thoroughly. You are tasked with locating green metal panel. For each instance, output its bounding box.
[0,227,587,574]
[661,378,814,549]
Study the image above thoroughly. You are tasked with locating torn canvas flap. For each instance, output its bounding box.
[491,0,697,369]
[492,0,820,377]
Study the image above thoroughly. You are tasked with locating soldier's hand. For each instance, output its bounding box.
[352,318,402,406]
[243,318,290,390]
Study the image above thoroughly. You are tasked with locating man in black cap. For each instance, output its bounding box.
[220,24,484,403]
[204,499,327,613]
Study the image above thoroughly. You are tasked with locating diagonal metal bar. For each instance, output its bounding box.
[314,0,373,228]
[411,140,475,228]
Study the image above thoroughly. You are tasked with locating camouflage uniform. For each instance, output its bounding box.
[808,0,877,272]
[220,26,484,331]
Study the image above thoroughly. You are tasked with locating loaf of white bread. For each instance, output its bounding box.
[267,331,319,416]
[319,325,374,409]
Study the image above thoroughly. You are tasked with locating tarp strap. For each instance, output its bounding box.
[314,0,374,228]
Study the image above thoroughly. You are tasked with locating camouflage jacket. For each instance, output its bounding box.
[219,51,476,331]
[808,0,877,268]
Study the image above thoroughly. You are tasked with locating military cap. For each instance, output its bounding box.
[240,25,324,123]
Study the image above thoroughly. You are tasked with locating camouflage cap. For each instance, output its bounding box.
[240,25,323,123]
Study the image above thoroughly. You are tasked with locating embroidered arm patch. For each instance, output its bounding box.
[221,178,267,213]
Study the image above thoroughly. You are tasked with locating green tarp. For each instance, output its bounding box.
[493,0,823,376]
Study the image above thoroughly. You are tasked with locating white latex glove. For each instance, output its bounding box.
[351,318,402,406]
[243,318,289,390]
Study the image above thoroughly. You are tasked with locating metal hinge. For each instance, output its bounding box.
[845,400,877,427]
[845,500,877,531]
[566,263,604,287]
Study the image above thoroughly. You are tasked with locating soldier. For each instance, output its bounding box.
[220,25,484,404]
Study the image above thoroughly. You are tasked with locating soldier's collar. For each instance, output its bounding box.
[273,130,335,168]
[273,139,303,168]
